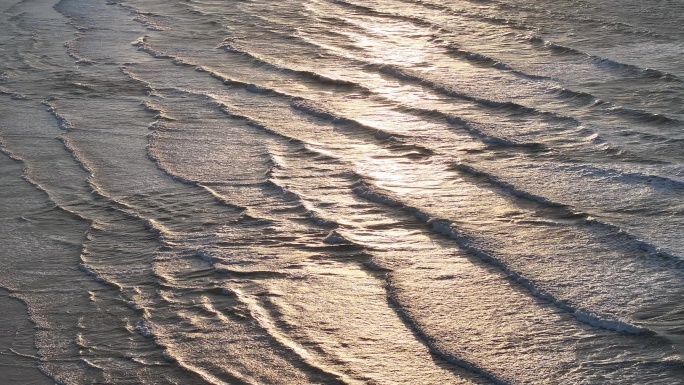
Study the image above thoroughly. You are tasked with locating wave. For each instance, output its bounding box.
[617,129,684,145]
[289,98,435,155]
[125,24,681,259]
[132,35,173,59]
[263,179,340,228]
[450,161,684,266]
[41,99,75,131]
[130,81,345,229]
[129,37,634,230]
[609,106,679,125]
[78,261,121,289]
[323,229,351,244]
[454,113,563,150]
[185,143,507,382]
[216,0,681,132]
[134,35,367,104]
[551,86,682,129]
[181,0,565,122]
[131,39,443,164]
[443,44,550,80]
[568,163,684,191]
[226,287,353,384]
[452,162,568,208]
[385,275,511,385]
[339,0,528,31]
[488,0,672,40]
[0,137,24,164]
[525,35,682,83]
[593,56,682,82]
[134,35,562,157]
[365,62,583,123]
[351,180,651,334]
[554,89,684,140]
[1,106,184,383]
[63,37,95,65]
[143,34,540,146]
[113,67,523,380]
[550,86,602,106]
[138,110,253,213]
[0,137,90,225]
[132,11,170,32]
[390,102,555,151]
[2,86,260,385]
[54,0,103,71]
[0,88,29,100]
[137,27,590,147]
[325,0,555,82]
[215,38,362,89]
[134,317,155,338]
[127,43,684,275]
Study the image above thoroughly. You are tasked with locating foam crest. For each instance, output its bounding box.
[525,35,682,83]
[41,100,74,131]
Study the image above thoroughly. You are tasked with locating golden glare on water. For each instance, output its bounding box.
[341,25,436,68]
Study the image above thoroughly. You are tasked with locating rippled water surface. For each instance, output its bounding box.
[1,0,684,383]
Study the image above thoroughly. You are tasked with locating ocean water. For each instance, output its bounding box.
[1,0,684,383]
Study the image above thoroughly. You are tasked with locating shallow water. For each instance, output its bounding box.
[1,0,684,383]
